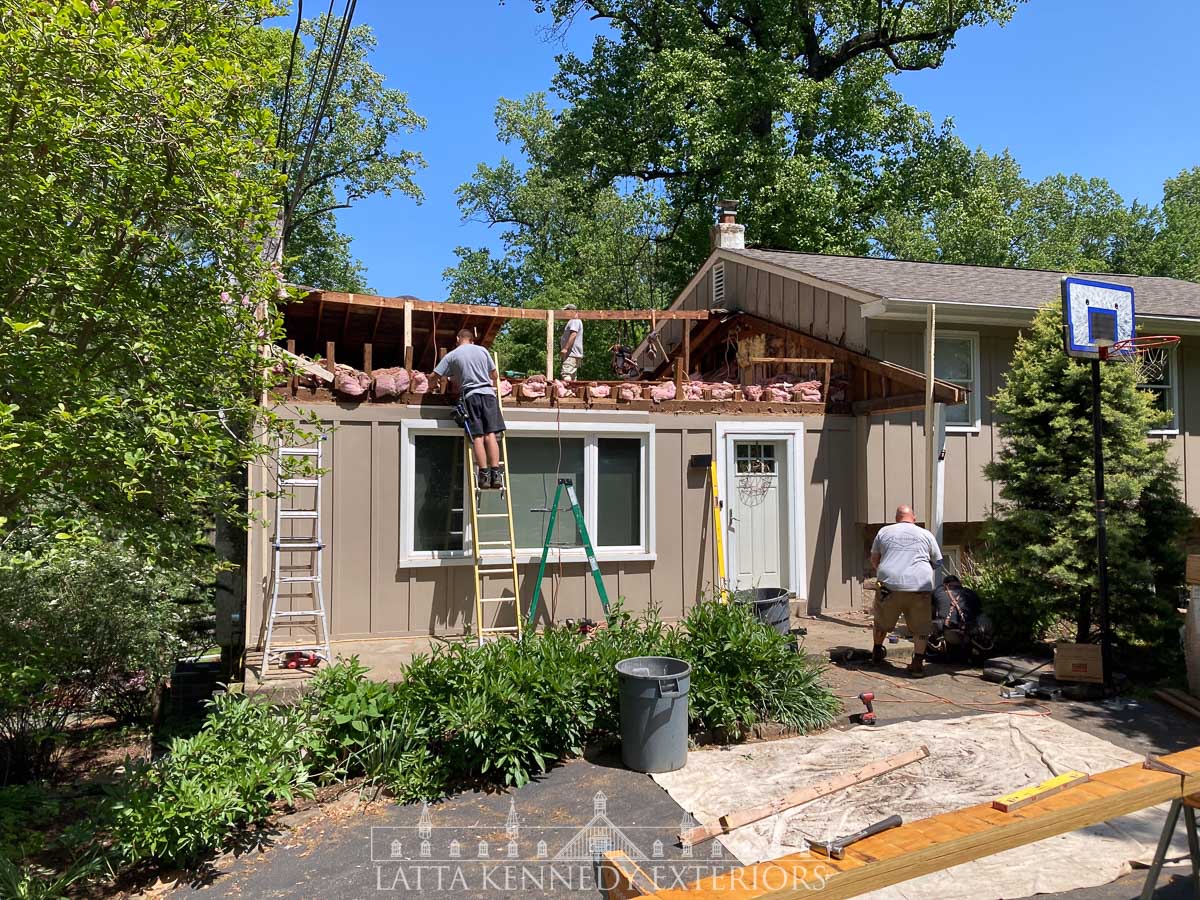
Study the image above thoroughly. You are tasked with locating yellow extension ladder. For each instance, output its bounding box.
[463,366,524,645]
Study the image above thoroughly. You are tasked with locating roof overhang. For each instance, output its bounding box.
[861,296,1200,335]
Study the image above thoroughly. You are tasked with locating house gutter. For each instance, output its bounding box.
[862,297,1200,334]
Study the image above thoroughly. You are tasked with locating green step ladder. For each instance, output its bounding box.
[526,478,611,630]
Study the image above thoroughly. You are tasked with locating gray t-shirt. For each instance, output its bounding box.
[560,318,583,358]
[433,343,496,398]
[871,522,942,592]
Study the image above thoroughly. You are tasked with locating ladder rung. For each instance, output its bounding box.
[265,645,329,656]
[281,478,319,486]
[280,510,319,519]
[280,448,320,456]
[271,610,326,618]
[476,540,513,547]
[476,565,516,572]
[476,513,509,519]
[279,575,320,583]
[274,542,324,550]
[480,626,521,633]
[480,596,517,603]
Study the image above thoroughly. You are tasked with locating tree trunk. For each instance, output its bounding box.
[1075,586,1093,643]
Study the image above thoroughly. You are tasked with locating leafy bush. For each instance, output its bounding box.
[106,693,313,868]
[0,854,103,900]
[958,549,1048,648]
[0,536,205,784]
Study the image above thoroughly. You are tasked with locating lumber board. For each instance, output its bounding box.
[629,747,1200,900]
[680,746,930,846]
[601,851,657,898]
[1163,688,1200,716]
[298,290,710,320]
[992,771,1090,812]
[272,346,334,383]
[1155,689,1200,720]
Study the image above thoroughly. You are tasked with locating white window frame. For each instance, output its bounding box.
[399,418,655,566]
[933,330,981,433]
[1142,347,1180,435]
[714,421,807,600]
[940,545,962,578]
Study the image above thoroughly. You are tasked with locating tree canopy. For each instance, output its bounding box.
[0,0,293,565]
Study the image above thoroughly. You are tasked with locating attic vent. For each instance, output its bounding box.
[711,261,725,306]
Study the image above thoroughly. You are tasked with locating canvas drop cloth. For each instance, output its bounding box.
[653,714,1188,899]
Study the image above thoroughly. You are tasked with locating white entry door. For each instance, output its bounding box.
[727,439,790,591]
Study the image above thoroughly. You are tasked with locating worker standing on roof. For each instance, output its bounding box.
[559,303,583,382]
[435,329,506,491]
[869,504,942,677]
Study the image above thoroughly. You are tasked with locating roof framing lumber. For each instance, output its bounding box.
[297,290,711,321]
[617,745,1200,900]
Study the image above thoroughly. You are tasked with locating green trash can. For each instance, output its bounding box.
[616,656,691,773]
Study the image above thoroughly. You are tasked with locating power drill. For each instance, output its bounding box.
[850,690,877,726]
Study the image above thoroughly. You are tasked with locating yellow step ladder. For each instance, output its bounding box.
[463,363,523,645]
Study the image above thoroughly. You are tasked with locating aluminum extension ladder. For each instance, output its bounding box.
[463,367,524,645]
[262,442,332,668]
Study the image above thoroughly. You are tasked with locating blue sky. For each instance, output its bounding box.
[329,1,1198,299]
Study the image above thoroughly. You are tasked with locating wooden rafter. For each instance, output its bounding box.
[296,290,711,321]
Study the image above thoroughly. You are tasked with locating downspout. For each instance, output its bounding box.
[923,306,946,558]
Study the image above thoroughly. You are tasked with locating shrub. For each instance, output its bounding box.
[0,536,204,783]
[106,693,313,868]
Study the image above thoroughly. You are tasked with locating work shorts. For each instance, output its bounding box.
[463,391,505,437]
[873,589,932,639]
[561,355,580,381]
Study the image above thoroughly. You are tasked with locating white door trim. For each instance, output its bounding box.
[715,421,806,599]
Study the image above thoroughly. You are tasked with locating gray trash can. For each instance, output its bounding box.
[616,656,691,773]
[736,587,791,636]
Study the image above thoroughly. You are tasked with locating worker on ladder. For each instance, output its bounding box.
[434,328,507,491]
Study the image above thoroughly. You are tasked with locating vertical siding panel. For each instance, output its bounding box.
[797,281,816,332]
[651,429,684,619]
[1183,344,1200,514]
[855,416,869,524]
[370,422,408,634]
[844,299,867,352]
[828,293,847,345]
[769,273,784,325]
[783,278,801,330]
[331,423,373,637]
[408,570,440,636]
[683,429,715,608]
[827,422,856,609]
[805,425,828,611]
[734,263,749,309]
[813,289,829,342]
[882,333,915,515]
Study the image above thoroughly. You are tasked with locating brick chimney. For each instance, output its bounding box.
[710,199,745,250]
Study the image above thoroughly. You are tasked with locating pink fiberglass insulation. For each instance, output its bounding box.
[499,379,513,398]
[520,375,547,399]
[410,371,429,394]
[333,365,370,398]
[588,384,612,399]
[743,384,763,401]
[650,381,676,402]
[617,384,639,401]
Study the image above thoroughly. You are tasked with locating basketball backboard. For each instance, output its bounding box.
[1061,276,1135,359]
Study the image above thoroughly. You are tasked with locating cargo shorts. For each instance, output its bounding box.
[873,589,932,638]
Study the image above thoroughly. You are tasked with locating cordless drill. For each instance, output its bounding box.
[850,690,877,726]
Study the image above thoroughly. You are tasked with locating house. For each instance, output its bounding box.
[226,210,1200,670]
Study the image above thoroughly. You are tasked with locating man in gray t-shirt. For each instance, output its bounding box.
[434,330,506,490]
[559,303,583,381]
[869,505,942,675]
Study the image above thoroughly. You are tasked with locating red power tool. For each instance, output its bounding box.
[850,690,877,726]
[282,651,320,669]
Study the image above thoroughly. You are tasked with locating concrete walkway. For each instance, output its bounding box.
[178,618,1200,899]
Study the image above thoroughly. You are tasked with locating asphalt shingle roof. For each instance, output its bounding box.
[728,249,1200,320]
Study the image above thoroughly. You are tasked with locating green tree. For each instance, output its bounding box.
[982,306,1189,655]
[0,0,294,564]
[268,14,426,291]
[445,95,667,378]
[530,0,1025,284]
[1146,167,1200,281]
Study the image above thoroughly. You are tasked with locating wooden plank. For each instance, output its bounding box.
[679,747,930,846]
[683,320,691,376]
[601,851,656,898]
[298,290,709,320]
[1156,688,1200,720]
[992,772,1090,812]
[635,750,1200,900]
[403,299,413,355]
[1187,554,1200,585]
[325,340,336,376]
[362,342,372,375]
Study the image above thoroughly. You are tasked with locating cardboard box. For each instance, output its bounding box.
[1054,642,1104,684]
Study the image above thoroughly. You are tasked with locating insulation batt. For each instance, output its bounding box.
[519,375,547,399]
[709,382,735,401]
[617,383,639,401]
[684,382,704,400]
[371,366,409,400]
[333,364,370,398]
[498,378,513,398]
[553,379,574,399]
[410,371,429,394]
[743,384,763,401]
[764,386,791,402]
[588,384,612,399]
[650,381,676,402]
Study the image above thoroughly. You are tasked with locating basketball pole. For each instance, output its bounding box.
[1090,356,1114,692]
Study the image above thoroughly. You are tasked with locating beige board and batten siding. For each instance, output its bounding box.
[244,405,864,643]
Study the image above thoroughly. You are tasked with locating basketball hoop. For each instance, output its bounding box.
[1099,335,1180,382]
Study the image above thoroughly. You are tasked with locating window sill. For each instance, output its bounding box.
[944,425,981,435]
[1149,429,1180,436]
[400,552,657,568]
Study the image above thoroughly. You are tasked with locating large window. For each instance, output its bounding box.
[934,332,980,430]
[402,423,652,561]
[1139,349,1179,433]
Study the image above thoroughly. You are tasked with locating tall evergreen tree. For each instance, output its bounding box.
[982,306,1189,655]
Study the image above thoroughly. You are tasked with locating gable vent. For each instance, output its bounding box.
[711,261,725,306]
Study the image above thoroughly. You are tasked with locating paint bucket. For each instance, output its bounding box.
[616,657,691,773]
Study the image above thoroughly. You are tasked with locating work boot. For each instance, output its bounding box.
[871,644,886,666]
[490,464,505,490]
[476,468,491,491]
[907,653,925,677]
